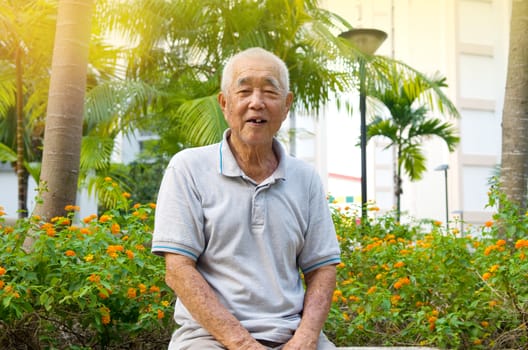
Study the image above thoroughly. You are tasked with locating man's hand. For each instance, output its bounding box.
[282,329,318,350]
[282,264,337,350]
[165,253,266,350]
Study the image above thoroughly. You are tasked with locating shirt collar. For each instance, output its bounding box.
[219,129,287,182]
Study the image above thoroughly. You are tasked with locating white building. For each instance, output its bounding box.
[286,0,509,227]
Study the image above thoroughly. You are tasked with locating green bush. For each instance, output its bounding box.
[1,185,527,349]
[326,198,528,349]
[0,196,173,349]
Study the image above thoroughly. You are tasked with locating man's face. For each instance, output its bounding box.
[218,56,293,148]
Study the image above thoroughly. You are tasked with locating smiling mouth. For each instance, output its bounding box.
[247,119,267,124]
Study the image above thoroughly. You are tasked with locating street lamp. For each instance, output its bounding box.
[339,28,387,221]
[435,164,449,230]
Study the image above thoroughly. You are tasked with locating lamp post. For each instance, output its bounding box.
[339,28,387,222]
[435,164,449,230]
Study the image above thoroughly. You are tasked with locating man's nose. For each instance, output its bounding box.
[248,90,265,109]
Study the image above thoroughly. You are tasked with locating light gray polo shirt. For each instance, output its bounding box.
[152,130,341,343]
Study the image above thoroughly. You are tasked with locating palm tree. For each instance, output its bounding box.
[0,0,56,217]
[103,0,356,152]
[33,0,94,220]
[367,62,460,221]
[500,0,528,213]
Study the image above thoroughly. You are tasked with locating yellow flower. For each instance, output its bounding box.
[138,284,147,294]
[104,177,112,182]
[161,300,170,307]
[480,321,489,328]
[84,254,94,262]
[489,264,500,273]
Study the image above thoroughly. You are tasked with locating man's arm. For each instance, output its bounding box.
[283,264,337,350]
[164,253,265,350]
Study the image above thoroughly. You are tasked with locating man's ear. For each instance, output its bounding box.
[285,92,294,111]
[218,92,226,112]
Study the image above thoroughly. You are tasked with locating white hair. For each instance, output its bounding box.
[220,47,290,95]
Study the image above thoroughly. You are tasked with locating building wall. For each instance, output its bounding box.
[319,0,510,225]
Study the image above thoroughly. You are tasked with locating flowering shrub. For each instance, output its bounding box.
[326,197,528,349]
[0,198,173,349]
[1,184,527,349]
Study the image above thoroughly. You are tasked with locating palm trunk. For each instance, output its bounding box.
[500,0,528,213]
[33,0,93,221]
[395,146,403,222]
[15,45,28,218]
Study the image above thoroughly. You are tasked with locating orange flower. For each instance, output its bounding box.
[148,203,156,209]
[0,266,6,276]
[83,214,97,224]
[64,205,80,212]
[88,274,101,284]
[489,264,500,273]
[482,272,492,280]
[349,295,360,302]
[127,288,137,299]
[484,220,493,228]
[515,239,528,249]
[99,215,112,223]
[394,276,411,289]
[150,285,160,293]
[111,223,121,234]
[393,261,405,268]
[0,280,4,289]
[138,284,147,294]
[428,316,437,331]
[65,250,76,257]
[391,295,402,305]
[101,306,111,325]
[122,192,131,199]
[481,321,489,328]
[126,250,134,259]
[104,177,112,182]
[80,228,91,235]
[157,309,165,319]
[367,286,377,294]
[496,239,506,246]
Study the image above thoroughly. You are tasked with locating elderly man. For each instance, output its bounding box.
[152,47,341,350]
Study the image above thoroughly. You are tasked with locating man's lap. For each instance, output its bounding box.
[169,325,336,350]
